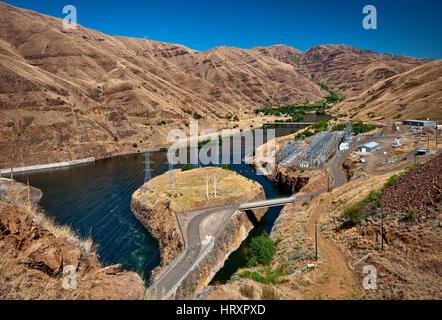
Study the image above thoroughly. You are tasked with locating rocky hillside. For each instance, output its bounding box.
[331,60,442,120]
[0,198,146,300]
[325,154,442,300]
[0,1,437,169]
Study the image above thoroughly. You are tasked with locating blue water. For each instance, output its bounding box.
[13,152,169,280]
[11,133,288,282]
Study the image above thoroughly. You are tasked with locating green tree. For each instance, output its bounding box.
[248,232,276,266]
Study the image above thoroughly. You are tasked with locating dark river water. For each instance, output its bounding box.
[11,126,312,282]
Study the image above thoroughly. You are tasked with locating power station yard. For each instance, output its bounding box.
[344,124,440,176]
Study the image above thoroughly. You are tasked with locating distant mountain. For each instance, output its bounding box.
[332,59,442,120]
[0,1,438,168]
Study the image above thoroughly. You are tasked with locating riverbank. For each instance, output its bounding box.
[0,158,95,175]
[0,180,146,300]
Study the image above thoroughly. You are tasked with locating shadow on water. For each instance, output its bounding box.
[12,128,295,282]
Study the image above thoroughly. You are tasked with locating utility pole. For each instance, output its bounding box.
[427,132,430,151]
[143,150,154,192]
[327,169,330,192]
[206,175,209,199]
[26,175,31,211]
[214,176,217,198]
[314,221,318,261]
[167,162,175,194]
[380,211,384,251]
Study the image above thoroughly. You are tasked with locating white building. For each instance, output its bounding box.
[339,142,349,151]
[358,142,380,153]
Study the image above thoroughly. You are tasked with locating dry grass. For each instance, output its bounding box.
[0,197,97,300]
[260,285,279,300]
[1,181,98,256]
[0,254,93,300]
[239,284,255,299]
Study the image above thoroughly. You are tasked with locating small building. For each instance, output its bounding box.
[358,142,380,153]
[416,148,429,155]
[403,119,436,127]
[339,142,349,151]
[300,161,309,168]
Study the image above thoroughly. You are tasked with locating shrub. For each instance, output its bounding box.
[221,164,229,170]
[382,173,404,190]
[181,164,192,172]
[240,268,285,285]
[248,232,276,266]
[159,147,168,152]
[114,136,118,142]
[260,285,279,300]
[343,204,365,225]
[198,139,211,148]
[133,143,138,148]
[193,112,203,120]
[240,285,255,299]
[342,190,381,225]
[402,208,417,222]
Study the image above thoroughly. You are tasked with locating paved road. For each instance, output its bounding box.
[150,205,237,297]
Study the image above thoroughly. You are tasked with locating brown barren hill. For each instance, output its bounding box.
[301,44,428,98]
[331,60,442,120]
[0,1,437,169]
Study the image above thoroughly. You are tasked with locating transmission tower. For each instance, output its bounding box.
[167,162,176,194]
[142,150,154,192]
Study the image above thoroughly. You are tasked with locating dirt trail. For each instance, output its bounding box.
[302,194,360,299]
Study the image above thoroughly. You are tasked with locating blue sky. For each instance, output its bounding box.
[5,0,442,59]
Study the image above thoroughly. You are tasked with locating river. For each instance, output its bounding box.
[11,125,317,282]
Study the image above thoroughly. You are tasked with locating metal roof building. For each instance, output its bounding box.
[403,119,437,127]
[358,142,380,153]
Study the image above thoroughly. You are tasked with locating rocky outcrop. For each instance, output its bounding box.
[0,200,146,300]
[380,153,442,214]
[131,167,267,298]
[269,169,310,195]
[130,191,184,280]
